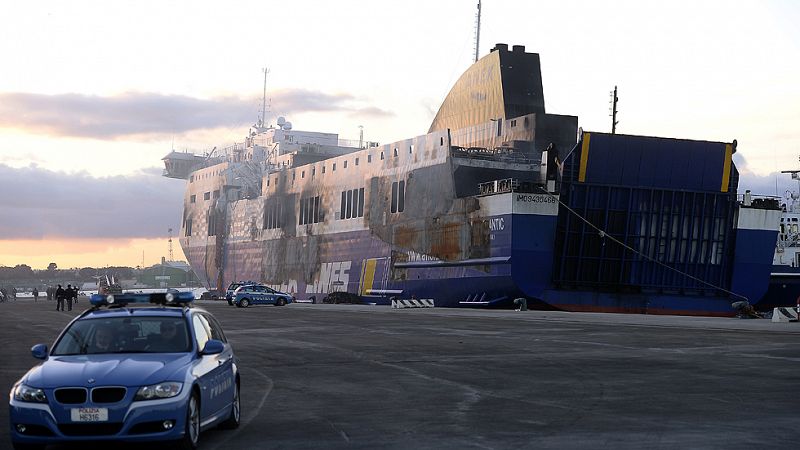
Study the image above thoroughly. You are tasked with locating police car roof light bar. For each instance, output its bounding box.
[90,291,195,307]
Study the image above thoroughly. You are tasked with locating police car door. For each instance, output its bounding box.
[263,286,277,304]
[192,314,232,418]
[251,286,265,304]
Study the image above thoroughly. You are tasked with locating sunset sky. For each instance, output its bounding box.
[1,0,799,269]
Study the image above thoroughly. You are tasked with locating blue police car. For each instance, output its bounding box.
[233,284,294,308]
[224,281,257,306]
[9,292,240,450]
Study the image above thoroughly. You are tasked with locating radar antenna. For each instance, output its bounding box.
[473,1,482,63]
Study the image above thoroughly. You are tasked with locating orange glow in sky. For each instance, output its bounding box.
[0,238,186,270]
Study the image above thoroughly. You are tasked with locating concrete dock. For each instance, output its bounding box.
[2,299,799,449]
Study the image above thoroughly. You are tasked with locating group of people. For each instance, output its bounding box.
[0,286,16,302]
[54,284,79,311]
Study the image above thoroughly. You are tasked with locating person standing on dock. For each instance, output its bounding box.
[66,285,74,311]
[55,285,65,311]
[32,287,39,302]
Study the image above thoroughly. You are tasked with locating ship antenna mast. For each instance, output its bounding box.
[259,67,270,129]
[473,1,482,63]
[609,85,619,134]
[168,228,174,262]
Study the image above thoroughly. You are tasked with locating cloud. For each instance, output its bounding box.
[0,164,185,239]
[348,106,394,118]
[0,90,390,139]
[734,152,795,198]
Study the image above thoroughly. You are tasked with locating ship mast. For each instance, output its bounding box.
[609,85,619,134]
[258,67,270,130]
[474,1,482,63]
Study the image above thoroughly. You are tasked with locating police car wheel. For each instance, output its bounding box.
[220,381,241,429]
[276,298,286,306]
[240,298,250,307]
[178,392,200,449]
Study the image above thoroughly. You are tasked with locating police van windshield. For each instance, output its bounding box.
[52,317,191,355]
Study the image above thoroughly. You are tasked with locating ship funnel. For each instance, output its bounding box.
[492,43,508,52]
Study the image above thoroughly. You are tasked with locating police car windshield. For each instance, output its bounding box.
[52,317,191,355]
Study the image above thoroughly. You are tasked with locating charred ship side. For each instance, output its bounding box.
[164,44,779,315]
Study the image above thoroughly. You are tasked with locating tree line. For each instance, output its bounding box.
[0,264,137,282]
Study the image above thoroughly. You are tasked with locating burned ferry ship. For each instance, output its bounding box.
[163,44,780,315]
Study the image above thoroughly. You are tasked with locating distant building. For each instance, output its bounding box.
[139,258,199,288]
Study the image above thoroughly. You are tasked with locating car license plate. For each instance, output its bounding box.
[71,407,108,422]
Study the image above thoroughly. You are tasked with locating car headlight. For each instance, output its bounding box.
[13,384,47,403]
[134,382,183,401]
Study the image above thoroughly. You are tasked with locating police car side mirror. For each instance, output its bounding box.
[201,339,224,355]
[31,344,48,360]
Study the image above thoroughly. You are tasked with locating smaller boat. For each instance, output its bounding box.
[761,168,800,310]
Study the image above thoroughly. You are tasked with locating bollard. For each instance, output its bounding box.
[513,298,527,311]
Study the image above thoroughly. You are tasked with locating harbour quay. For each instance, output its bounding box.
[3,300,799,449]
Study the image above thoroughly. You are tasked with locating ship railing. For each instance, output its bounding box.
[450,146,534,164]
[337,138,380,149]
[478,178,541,196]
[737,192,780,210]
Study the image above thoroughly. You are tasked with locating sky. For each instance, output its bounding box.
[1,0,799,269]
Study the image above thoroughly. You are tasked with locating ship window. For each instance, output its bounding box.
[299,198,306,225]
[393,148,398,157]
[264,200,283,230]
[185,218,192,237]
[339,189,364,220]
[344,160,348,169]
[190,195,196,204]
[391,182,398,213]
[368,154,372,163]
[213,190,220,199]
[398,180,405,212]
[346,189,353,219]
[208,209,216,236]
[204,192,210,201]
[391,180,405,214]
[355,157,359,166]
[340,191,346,219]
[358,188,364,217]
